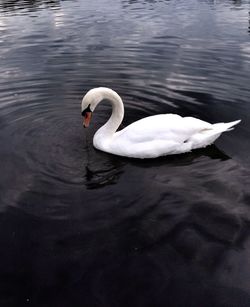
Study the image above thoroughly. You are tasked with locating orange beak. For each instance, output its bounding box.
[83,111,92,128]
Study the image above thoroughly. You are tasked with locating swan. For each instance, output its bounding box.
[81,87,241,159]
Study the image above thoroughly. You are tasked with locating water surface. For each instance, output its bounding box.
[0,0,250,306]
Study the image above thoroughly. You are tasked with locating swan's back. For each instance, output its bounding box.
[101,114,240,158]
[115,114,211,144]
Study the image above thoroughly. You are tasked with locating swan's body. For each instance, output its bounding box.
[81,87,241,159]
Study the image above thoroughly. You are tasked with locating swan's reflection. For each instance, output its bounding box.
[83,144,228,188]
[85,165,124,189]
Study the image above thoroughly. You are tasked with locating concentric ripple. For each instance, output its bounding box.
[0,0,249,215]
[0,0,250,306]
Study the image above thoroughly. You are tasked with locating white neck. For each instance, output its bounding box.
[92,87,124,138]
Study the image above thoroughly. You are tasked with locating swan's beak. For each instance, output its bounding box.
[83,111,92,128]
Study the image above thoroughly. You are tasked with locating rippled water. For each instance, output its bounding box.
[0,0,250,306]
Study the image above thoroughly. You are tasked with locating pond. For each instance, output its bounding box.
[0,0,250,306]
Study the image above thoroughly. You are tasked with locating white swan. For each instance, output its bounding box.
[81,87,241,159]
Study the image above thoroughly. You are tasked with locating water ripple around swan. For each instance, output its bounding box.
[0,0,250,306]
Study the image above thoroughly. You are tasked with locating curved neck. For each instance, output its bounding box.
[95,88,124,137]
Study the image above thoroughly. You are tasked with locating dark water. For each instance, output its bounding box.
[1,0,250,306]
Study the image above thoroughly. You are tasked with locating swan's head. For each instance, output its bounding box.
[81,88,102,128]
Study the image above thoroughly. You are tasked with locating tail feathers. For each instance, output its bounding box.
[191,120,241,149]
[212,119,241,134]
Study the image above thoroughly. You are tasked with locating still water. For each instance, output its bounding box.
[0,0,250,306]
